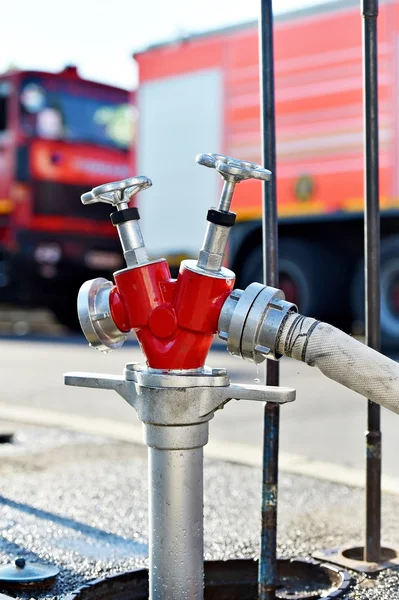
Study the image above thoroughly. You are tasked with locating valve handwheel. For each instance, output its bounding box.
[81,175,152,269]
[195,153,271,268]
[81,176,152,210]
[196,153,271,183]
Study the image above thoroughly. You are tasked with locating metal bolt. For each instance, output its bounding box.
[212,368,227,377]
[126,363,141,372]
[15,558,25,569]
[125,363,141,381]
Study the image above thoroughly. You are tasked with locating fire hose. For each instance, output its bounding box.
[280,313,399,414]
[218,283,399,415]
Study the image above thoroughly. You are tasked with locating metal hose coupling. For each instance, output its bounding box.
[218,282,297,363]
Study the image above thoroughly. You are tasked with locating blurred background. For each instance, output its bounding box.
[0,0,320,89]
[1,0,399,480]
[1,0,397,345]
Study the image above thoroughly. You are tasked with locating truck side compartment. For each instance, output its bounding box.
[134,0,399,348]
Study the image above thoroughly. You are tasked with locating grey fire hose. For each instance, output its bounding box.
[277,312,399,414]
[218,282,399,415]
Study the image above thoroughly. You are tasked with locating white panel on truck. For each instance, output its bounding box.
[137,69,222,258]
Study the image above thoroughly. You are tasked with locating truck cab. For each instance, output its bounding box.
[0,67,135,328]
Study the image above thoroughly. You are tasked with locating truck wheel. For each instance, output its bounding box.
[49,282,81,332]
[0,256,9,289]
[239,238,346,322]
[351,236,399,350]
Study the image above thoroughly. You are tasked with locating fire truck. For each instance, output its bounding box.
[0,66,133,329]
[133,0,399,348]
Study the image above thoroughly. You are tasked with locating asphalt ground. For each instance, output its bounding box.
[0,330,399,487]
[0,424,398,599]
[1,308,399,598]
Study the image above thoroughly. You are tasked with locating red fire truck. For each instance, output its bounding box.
[0,66,133,328]
[133,0,399,348]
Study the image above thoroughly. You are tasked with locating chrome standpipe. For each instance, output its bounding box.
[65,365,295,600]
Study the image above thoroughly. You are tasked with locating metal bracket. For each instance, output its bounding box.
[65,367,295,426]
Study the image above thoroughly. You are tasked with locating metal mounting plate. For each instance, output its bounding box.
[64,365,296,426]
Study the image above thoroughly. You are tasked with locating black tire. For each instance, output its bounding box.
[0,248,13,302]
[49,281,81,332]
[351,235,399,350]
[239,238,349,323]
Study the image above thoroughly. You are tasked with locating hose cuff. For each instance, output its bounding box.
[218,283,297,363]
[276,313,320,362]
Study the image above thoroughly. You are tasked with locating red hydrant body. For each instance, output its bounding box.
[109,259,235,370]
[77,155,271,365]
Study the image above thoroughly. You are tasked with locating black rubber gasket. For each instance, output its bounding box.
[111,207,140,225]
[207,209,236,227]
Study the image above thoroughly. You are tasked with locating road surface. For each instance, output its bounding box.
[1,335,398,483]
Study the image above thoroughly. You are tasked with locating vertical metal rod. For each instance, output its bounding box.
[149,445,204,600]
[259,1,279,598]
[362,0,382,563]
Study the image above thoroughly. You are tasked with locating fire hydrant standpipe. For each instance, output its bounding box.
[65,155,296,600]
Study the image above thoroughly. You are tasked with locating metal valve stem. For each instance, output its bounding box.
[118,218,149,268]
[112,190,143,265]
[196,154,271,273]
[219,180,235,212]
[197,221,230,273]
[81,176,152,268]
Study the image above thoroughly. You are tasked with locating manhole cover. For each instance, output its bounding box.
[66,558,351,599]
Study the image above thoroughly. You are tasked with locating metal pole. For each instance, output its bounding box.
[259,1,279,598]
[362,0,381,563]
[147,426,206,600]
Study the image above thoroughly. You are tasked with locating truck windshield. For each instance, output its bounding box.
[19,76,134,150]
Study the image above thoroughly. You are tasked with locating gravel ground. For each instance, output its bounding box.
[0,424,398,599]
